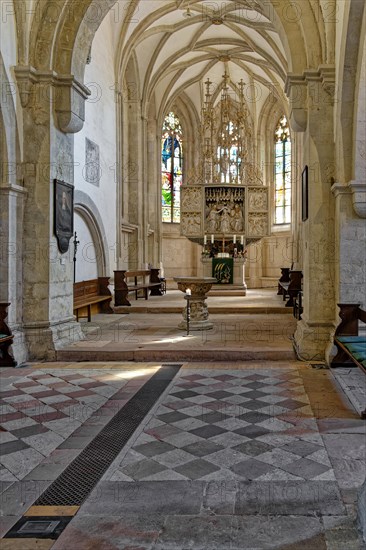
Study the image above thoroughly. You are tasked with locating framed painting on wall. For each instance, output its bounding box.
[54,179,74,254]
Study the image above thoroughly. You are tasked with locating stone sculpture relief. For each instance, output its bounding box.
[181,212,202,235]
[248,189,268,211]
[205,187,245,234]
[85,138,100,186]
[248,213,268,236]
[181,187,203,211]
[183,301,208,321]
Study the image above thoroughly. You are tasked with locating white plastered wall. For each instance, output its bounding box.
[73,15,117,282]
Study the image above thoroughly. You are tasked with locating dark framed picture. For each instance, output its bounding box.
[54,179,73,253]
[301,165,308,222]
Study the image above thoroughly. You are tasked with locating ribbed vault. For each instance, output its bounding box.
[24,0,332,124]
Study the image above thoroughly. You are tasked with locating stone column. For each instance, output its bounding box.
[329,183,366,363]
[0,183,28,363]
[287,68,337,361]
[15,68,84,360]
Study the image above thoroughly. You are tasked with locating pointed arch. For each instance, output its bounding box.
[161,111,184,223]
[273,115,291,225]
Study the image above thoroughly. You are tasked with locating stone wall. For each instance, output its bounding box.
[162,225,202,287]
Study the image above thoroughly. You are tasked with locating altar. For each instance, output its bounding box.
[178,74,269,286]
[201,256,247,295]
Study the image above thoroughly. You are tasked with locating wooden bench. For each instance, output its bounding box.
[332,303,366,418]
[0,303,17,367]
[73,277,113,322]
[277,267,291,295]
[293,290,303,320]
[278,270,303,308]
[114,269,163,307]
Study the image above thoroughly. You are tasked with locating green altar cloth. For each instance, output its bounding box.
[212,258,233,284]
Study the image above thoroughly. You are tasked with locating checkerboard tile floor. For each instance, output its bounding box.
[108,368,335,482]
[0,367,142,481]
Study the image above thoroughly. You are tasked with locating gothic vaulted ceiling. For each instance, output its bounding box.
[113,0,291,120]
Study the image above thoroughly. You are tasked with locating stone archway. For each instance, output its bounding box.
[74,190,110,280]
[10,0,336,362]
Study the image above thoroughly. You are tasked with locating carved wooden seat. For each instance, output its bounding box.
[277,267,291,295]
[278,270,303,308]
[114,269,163,307]
[332,303,366,418]
[73,277,113,322]
[0,303,17,367]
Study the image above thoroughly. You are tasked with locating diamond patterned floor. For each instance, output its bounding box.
[107,368,336,482]
[0,365,155,481]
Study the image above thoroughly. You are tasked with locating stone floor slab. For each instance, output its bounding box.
[80,481,204,516]
[235,481,346,516]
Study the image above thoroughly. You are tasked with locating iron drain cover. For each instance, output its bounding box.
[5,516,73,539]
[19,520,60,535]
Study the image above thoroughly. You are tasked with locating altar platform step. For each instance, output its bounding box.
[113,288,291,315]
[57,348,296,362]
[208,284,247,296]
[260,277,279,288]
[114,305,291,314]
[57,306,297,363]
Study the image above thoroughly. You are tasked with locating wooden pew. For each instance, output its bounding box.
[332,303,366,418]
[278,270,303,307]
[73,277,113,322]
[277,267,291,295]
[114,269,163,307]
[0,303,17,367]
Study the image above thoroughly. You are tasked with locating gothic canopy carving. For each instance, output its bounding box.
[181,73,269,244]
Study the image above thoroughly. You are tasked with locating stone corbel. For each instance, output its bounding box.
[284,74,307,132]
[54,75,90,134]
[318,65,336,101]
[349,180,366,218]
[331,182,352,199]
[14,66,90,133]
[14,66,39,108]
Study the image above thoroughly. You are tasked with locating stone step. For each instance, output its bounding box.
[114,305,292,314]
[260,277,279,288]
[56,348,296,362]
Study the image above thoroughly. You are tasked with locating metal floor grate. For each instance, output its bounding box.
[34,364,182,507]
[5,516,73,540]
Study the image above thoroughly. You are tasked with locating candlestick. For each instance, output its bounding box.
[233,235,236,244]
[211,234,214,244]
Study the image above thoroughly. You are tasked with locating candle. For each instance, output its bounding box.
[233,235,236,244]
[211,234,214,244]
[186,288,191,295]
[240,236,244,245]
[204,235,207,245]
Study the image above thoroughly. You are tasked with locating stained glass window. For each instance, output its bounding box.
[162,112,183,223]
[274,115,291,225]
[217,121,241,184]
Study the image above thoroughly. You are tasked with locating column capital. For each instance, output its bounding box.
[284,65,335,132]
